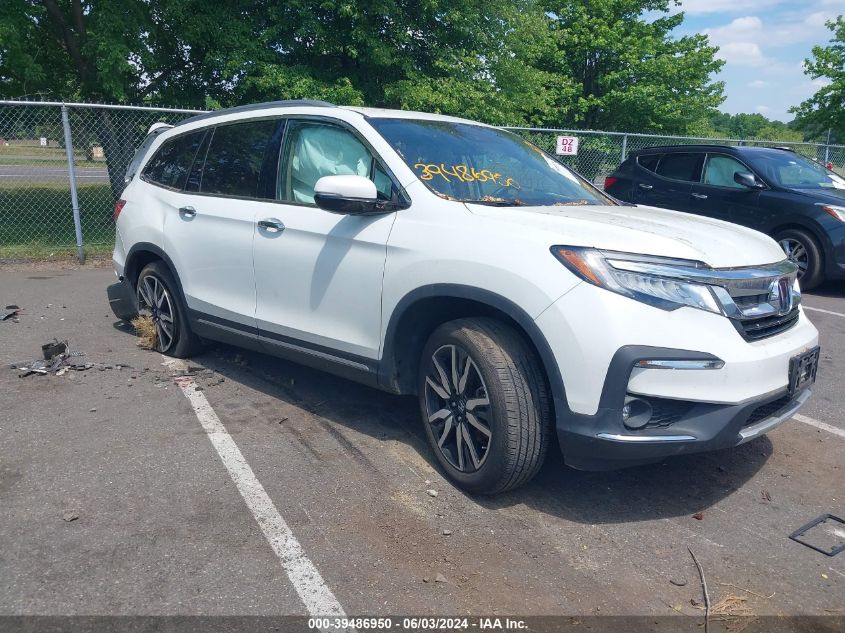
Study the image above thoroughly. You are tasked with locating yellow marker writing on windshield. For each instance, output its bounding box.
[414,163,518,188]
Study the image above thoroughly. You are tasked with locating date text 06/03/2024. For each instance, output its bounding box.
[306,617,528,630]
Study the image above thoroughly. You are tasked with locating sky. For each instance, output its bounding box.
[671,0,845,122]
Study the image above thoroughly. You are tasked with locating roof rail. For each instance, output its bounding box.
[175,100,335,127]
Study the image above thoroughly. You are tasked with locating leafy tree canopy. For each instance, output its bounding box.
[704,112,803,142]
[1,0,726,133]
[791,16,845,141]
[534,0,725,132]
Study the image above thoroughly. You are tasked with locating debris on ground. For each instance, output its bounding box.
[670,578,687,587]
[62,511,79,522]
[427,489,438,498]
[435,573,448,583]
[693,512,704,521]
[131,315,157,350]
[710,595,755,632]
[789,513,845,557]
[11,340,94,377]
[42,340,67,360]
[2,305,21,322]
[442,529,452,536]
[688,547,710,633]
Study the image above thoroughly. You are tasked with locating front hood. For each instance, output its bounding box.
[465,203,786,269]
[793,187,845,203]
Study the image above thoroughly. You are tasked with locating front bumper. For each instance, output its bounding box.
[556,344,813,470]
[535,280,819,470]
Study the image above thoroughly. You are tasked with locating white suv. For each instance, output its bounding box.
[108,100,820,494]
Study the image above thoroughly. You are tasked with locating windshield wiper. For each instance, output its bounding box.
[462,198,526,207]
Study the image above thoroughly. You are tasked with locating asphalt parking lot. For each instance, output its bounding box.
[1,263,843,629]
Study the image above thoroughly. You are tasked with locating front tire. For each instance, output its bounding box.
[417,318,551,494]
[776,228,824,290]
[136,262,202,357]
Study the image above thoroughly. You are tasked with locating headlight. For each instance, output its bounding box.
[551,246,722,314]
[818,204,845,222]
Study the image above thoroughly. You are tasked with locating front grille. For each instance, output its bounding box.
[732,292,769,309]
[736,307,800,341]
[744,395,793,427]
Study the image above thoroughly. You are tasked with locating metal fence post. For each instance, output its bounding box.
[61,104,85,264]
[825,128,832,166]
[621,134,628,163]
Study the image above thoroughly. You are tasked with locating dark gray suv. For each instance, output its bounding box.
[605,145,845,289]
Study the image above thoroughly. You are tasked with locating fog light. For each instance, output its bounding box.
[622,397,653,430]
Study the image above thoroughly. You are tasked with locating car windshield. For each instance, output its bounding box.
[748,151,845,190]
[369,118,612,206]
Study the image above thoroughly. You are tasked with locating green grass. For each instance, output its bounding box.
[0,183,116,259]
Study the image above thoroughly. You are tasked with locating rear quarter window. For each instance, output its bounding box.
[141,131,206,190]
[636,154,661,172]
[655,153,703,182]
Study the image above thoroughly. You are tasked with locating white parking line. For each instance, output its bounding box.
[803,305,845,319]
[174,374,347,618]
[794,413,845,439]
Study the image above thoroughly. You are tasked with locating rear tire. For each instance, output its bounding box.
[775,228,824,290]
[417,318,551,494]
[136,261,202,358]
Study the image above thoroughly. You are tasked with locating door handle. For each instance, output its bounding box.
[257,218,285,233]
[638,183,653,190]
[178,206,197,217]
[691,193,708,200]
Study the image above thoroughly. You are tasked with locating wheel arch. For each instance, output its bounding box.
[770,220,826,248]
[379,285,567,408]
[769,220,836,275]
[124,243,185,298]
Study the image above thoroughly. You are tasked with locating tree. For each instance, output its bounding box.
[237,0,557,126]
[0,0,268,198]
[535,0,725,134]
[791,16,845,141]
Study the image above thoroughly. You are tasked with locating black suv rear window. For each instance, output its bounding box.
[637,154,661,172]
[656,153,702,182]
[142,131,205,189]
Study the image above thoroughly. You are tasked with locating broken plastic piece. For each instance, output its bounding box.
[789,514,845,557]
[42,340,67,360]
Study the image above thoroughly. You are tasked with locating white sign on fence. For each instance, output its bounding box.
[555,135,579,156]
[40,137,47,147]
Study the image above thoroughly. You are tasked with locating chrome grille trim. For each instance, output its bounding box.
[608,257,802,341]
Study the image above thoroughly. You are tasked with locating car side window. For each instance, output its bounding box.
[279,120,387,205]
[702,154,748,189]
[637,154,661,172]
[142,131,206,190]
[656,153,703,182]
[198,119,282,199]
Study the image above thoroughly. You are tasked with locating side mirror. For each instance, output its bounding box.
[314,175,382,215]
[734,171,764,189]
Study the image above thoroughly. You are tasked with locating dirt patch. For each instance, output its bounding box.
[0,256,111,272]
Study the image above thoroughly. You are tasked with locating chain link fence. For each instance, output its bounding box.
[3,100,845,261]
[0,101,203,260]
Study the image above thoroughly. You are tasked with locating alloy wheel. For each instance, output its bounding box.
[779,238,809,279]
[423,344,492,473]
[137,274,176,352]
